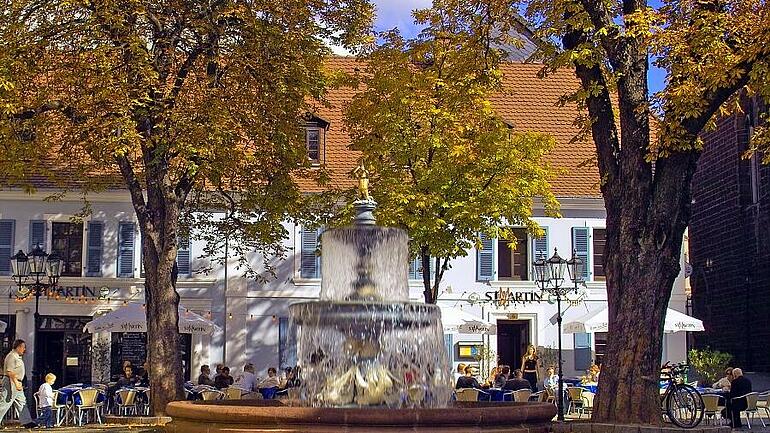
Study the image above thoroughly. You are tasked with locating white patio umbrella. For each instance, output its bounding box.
[83,302,219,335]
[564,307,704,334]
[439,305,496,335]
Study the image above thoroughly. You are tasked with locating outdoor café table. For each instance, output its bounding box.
[581,383,598,394]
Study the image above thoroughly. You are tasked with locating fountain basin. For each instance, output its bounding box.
[165,400,557,433]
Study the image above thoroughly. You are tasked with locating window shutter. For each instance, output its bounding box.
[300,228,321,279]
[409,256,434,280]
[0,220,15,276]
[574,333,592,371]
[476,233,495,281]
[117,222,135,278]
[86,221,103,276]
[572,227,590,280]
[532,227,549,259]
[177,237,191,277]
[29,220,46,250]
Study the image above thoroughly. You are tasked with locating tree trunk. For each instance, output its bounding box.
[116,155,188,416]
[141,230,185,416]
[421,246,434,303]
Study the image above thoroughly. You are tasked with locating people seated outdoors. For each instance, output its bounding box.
[455,365,481,389]
[198,364,216,387]
[454,363,467,382]
[138,361,150,387]
[493,366,510,388]
[258,367,281,389]
[215,366,234,390]
[234,363,257,392]
[34,373,56,428]
[713,367,733,391]
[724,367,752,427]
[117,364,140,388]
[543,367,558,391]
[503,369,532,391]
[284,366,301,389]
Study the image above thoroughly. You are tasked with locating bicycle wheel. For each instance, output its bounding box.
[665,384,704,428]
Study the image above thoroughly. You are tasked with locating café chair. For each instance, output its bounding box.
[513,389,532,402]
[702,394,725,425]
[566,387,584,414]
[579,391,595,418]
[200,390,225,401]
[757,392,770,425]
[733,392,763,429]
[225,387,243,400]
[455,388,479,402]
[73,389,102,426]
[116,389,138,416]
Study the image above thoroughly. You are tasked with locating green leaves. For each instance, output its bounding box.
[343,1,558,301]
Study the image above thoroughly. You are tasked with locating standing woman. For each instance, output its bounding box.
[521,344,539,392]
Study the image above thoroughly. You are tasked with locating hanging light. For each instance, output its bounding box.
[532,251,549,287]
[45,251,63,285]
[546,248,567,286]
[29,246,48,283]
[566,250,585,286]
[11,250,30,285]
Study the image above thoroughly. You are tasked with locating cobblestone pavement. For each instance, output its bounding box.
[0,425,163,432]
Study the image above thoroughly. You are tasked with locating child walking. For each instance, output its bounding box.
[35,373,56,428]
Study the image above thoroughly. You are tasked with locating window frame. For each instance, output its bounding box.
[50,221,85,278]
[305,126,322,164]
[592,227,606,281]
[497,228,529,281]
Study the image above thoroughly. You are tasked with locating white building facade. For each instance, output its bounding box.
[0,189,689,387]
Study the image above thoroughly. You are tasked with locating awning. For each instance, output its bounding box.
[564,307,704,334]
[439,305,496,335]
[83,302,220,335]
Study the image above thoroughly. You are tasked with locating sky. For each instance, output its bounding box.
[366,0,668,94]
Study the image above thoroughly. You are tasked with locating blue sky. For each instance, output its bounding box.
[369,0,667,94]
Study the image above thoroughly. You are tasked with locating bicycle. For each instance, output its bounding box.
[660,362,704,428]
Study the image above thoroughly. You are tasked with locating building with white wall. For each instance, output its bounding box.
[0,57,691,388]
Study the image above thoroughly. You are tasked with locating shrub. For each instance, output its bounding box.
[688,348,732,385]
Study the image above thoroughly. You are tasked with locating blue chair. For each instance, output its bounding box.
[476,389,491,402]
[260,387,279,400]
[489,389,505,401]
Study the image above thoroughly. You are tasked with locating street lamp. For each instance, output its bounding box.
[533,248,584,422]
[10,247,63,384]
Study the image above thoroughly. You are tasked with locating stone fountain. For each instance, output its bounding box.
[165,168,556,432]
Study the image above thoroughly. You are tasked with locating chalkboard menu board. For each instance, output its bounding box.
[110,332,193,381]
[111,332,147,377]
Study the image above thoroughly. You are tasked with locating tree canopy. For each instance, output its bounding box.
[0,0,374,414]
[344,0,558,303]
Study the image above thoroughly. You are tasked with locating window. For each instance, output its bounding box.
[571,227,590,281]
[409,256,434,280]
[117,222,136,278]
[594,332,608,366]
[177,237,192,277]
[498,228,528,280]
[85,221,103,277]
[306,128,321,162]
[0,220,15,276]
[593,228,606,281]
[51,222,83,277]
[476,233,495,281]
[300,227,321,279]
[574,333,592,371]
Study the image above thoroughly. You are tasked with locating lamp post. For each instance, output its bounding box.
[10,246,63,384]
[533,248,584,422]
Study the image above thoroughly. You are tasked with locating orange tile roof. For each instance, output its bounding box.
[302,57,600,198]
[3,56,600,199]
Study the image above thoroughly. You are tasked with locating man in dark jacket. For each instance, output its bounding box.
[727,368,752,427]
[503,369,532,391]
[455,365,481,389]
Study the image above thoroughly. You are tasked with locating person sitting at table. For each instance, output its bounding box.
[215,366,234,390]
[198,365,216,387]
[454,363,467,382]
[258,367,281,389]
[234,363,257,392]
[503,369,532,392]
[484,366,500,388]
[117,365,139,388]
[493,366,510,388]
[713,367,733,391]
[138,361,150,387]
[543,367,558,391]
[723,368,752,427]
[455,365,481,389]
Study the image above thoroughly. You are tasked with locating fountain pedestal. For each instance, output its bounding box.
[165,400,557,432]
